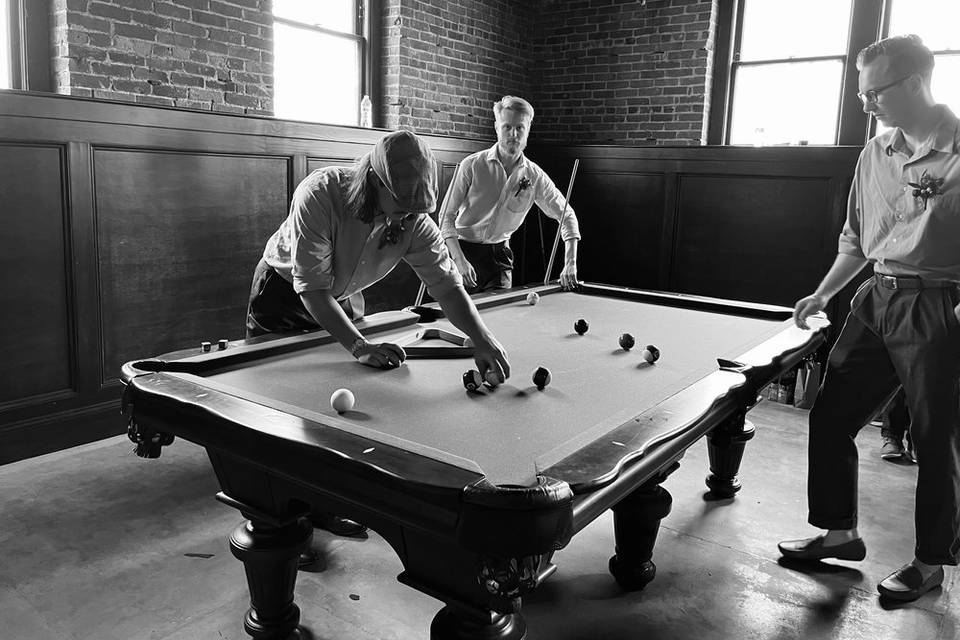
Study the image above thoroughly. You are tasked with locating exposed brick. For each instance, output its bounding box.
[87,2,131,22]
[53,0,274,111]
[114,23,157,40]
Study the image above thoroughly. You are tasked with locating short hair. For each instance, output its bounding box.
[493,96,534,121]
[856,34,935,79]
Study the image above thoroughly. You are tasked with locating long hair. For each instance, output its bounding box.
[343,152,379,223]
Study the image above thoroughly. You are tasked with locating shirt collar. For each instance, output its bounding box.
[485,144,528,172]
[884,105,960,156]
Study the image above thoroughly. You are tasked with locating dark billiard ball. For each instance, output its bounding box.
[641,345,661,364]
[618,333,635,350]
[532,366,552,390]
[462,370,483,391]
[574,318,589,335]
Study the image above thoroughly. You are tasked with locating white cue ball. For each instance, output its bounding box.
[526,291,540,305]
[330,388,355,414]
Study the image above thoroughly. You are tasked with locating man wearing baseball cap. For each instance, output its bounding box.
[245,129,511,537]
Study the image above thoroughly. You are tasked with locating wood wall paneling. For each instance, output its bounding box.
[670,175,834,307]
[0,144,73,404]
[95,149,290,380]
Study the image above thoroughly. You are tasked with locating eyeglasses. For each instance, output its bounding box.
[857,76,910,105]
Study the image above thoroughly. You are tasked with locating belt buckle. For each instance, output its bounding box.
[881,275,898,289]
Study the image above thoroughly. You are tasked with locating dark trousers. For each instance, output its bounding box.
[881,387,910,442]
[459,240,514,293]
[808,277,960,565]
[244,259,364,339]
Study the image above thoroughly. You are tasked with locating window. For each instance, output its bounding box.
[272,0,370,125]
[885,0,960,116]
[726,0,854,145]
[1,0,11,89]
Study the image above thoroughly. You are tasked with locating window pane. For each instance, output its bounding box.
[729,60,843,145]
[932,54,960,113]
[888,0,960,52]
[273,23,360,125]
[0,0,10,89]
[274,0,354,33]
[739,0,853,60]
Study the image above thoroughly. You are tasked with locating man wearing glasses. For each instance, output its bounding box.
[779,35,960,603]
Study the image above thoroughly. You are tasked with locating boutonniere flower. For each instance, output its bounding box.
[908,170,945,208]
[514,177,531,197]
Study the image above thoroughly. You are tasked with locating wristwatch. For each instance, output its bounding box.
[349,337,369,358]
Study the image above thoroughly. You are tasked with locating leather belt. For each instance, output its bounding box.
[874,274,959,290]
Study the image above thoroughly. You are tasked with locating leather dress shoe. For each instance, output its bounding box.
[778,535,866,561]
[878,563,944,601]
[310,511,368,538]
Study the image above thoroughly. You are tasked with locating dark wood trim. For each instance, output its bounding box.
[838,0,884,144]
[66,141,103,393]
[658,171,678,290]
[0,90,486,155]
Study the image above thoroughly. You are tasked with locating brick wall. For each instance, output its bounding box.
[530,0,717,145]
[381,0,532,139]
[387,0,718,145]
[50,0,273,115]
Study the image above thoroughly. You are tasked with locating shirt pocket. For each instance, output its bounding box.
[505,188,535,214]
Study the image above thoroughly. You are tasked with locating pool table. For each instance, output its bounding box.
[121,283,829,640]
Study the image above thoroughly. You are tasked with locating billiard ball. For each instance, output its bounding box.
[330,388,355,413]
[574,318,589,335]
[618,333,635,350]
[641,345,661,364]
[526,292,540,305]
[483,370,501,388]
[462,370,483,391]
[532,366,552,390]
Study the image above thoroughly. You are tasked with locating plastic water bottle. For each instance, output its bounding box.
[360,95,372,127]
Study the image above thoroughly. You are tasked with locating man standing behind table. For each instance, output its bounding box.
[778,35,960,603]
[439,96,582,291]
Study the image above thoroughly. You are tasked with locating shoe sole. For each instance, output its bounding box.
[779,545,866,562]
[878,582,942,601]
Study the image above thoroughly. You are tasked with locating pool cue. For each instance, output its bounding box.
[543,158,580,286]
[414,281,426,307]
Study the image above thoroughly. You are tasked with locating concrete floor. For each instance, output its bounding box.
[1,402,956,640]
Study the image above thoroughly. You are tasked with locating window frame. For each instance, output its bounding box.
[3,0,51,92]
[272,0,381,127]
[708,0,887,146]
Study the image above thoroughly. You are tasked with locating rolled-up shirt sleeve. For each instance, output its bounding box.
[290,188,336,293]
[439,160,472,240]
[838,157,865,258]
[533,167,581,242]
[405,216,464,298]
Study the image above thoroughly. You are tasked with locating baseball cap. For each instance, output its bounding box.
[369,130,438,214]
